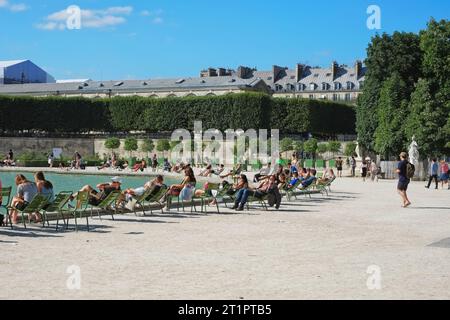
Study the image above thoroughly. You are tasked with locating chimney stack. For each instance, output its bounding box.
[331,61,339,80]
[295,63,304,82]
[237,66,253,79]
[355,60,362,78]
[272,65,285,82]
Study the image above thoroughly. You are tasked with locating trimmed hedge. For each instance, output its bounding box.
[0,93,355,135]
[0,96,111,132]
[271,98,356,135]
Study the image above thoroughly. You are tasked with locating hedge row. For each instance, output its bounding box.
[0,93,355,135]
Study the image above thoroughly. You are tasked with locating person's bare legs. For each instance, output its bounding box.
[398,190,411,207]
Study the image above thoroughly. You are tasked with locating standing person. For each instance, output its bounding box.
[360,160,368,182]
[370,160,379,182]
[396,152,411,208]
[350,156,356,177]
[48,152,54,168]
[152,154,158,172]
[336,157,343,178]
[425,158,439,190]
[439,159,449,190]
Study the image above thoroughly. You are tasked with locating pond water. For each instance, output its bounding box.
[0,171,182,196]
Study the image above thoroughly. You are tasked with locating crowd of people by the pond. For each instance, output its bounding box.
[0,155,341,226]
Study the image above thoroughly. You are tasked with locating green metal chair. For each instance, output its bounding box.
[41,191,72,230]
[144,185,167,215]
[63,191,90,232]
[0,187,12,229]
[8,194,49,229]
[128,185,167,216]
[89,190,121,221]
[192,183,221,214]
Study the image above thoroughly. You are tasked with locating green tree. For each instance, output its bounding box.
[405,79,448,157]
[374,73,409,158]
[292,141,304,153]
[157,139,171,157]
[327,141,342,154]
[317,143,328,157]
[280,138,294,153]
[141,139,154,158]
[124,138,138,157]
[104,137,121,157]
[304,138,318,159]
[344,142,357,157]
[413,18,450,156]
[356,31,422,151]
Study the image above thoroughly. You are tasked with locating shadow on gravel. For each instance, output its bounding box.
[428,238,450,248]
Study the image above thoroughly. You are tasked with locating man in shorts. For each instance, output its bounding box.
[396,152,411,208]
[336,157,343,178]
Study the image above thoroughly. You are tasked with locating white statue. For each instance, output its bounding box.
[408,136,419,166]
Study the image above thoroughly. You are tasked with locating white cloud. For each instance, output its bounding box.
[0,0,29,12]
[9,3,28,12]
[37,6,133,31]
[152,17,163,24]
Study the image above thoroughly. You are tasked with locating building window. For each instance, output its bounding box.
[309,83,316,91]
[298,83,305,91]
[321,83,329,91]
[345,93,351,101]
[334,82,341,90]
[333,94,339,101]
[309,94,314,99]
[346,82,353,90]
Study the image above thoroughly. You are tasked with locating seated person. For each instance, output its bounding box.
[163,159,172,172]
[285,172,300,189]
[220,163,243,180]
[318,169,336,184]
[122,175,165,203]
[213,164,225,176]
[199,164,214,177]
[132,160,147,172]
[166,167,196,198]
[253,163,272,182]
[98,158,112,170]
[10,174,38,224]
[299,169,317,189]
[233,175,281,211]
[74,177,122,206]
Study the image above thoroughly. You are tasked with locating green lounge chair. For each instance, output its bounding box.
[8,194,49,229]
[129,185,167,216]
[90,190,121,221]
[63,191,90,232]
[192,183,221,214]
[0,187,12,229]
[282,180,303,201]
[40,191,72,230]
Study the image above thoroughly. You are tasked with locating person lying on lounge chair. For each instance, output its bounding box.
[73,177,122,206]
[298,169,317,189]
[318,169,336,184]
[285,172,300,190]
[122,175,165,203]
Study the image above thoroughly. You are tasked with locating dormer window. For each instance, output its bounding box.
[309,83,316,91]
[297,83,305,91]
[334,82,342,90]
[321,82,329,91]
[346,81,353,90]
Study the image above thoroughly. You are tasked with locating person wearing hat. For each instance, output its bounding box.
[396,152,411,208]
[73,176,122,206]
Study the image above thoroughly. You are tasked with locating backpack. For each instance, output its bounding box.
[406,162,415,179]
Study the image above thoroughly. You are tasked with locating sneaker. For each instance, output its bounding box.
[236,206,244,211]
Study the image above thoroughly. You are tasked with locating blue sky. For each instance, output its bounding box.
[0,0,448,80]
